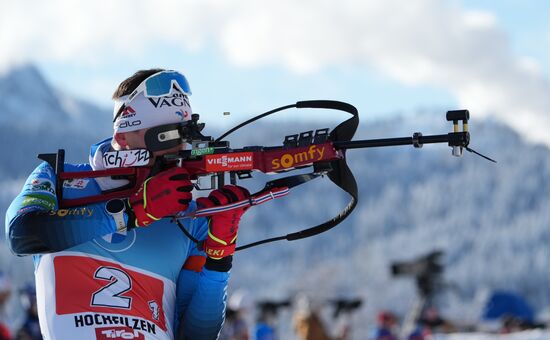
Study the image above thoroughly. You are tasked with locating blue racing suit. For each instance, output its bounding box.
[5,141,228,340]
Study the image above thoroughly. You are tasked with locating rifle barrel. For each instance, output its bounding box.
[334,134,450,150]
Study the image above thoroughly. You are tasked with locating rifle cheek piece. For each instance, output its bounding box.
[144,116,209,153]
[144,123,186,152]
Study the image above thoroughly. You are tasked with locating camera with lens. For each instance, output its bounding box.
[391,250,445,297]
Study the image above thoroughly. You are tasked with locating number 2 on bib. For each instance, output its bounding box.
[91,266,133,309]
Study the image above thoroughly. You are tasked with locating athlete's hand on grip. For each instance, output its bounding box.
[197,185,250,259]
[129,167,193,226]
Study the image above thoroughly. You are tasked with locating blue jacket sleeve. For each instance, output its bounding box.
[177,269,229,339]
[175,216,230,339]
[5,162,117,255]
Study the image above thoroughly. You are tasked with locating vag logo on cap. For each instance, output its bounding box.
[148,92,190,108]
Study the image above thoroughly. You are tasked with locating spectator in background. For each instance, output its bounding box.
[330,298,362,340]
[15,284,41,340]
[0,272,11,340]
[408,306,455,339]
[375,310,397,340]
[255,320,275,340]
[220,306,249,340]
[293,295,331,340]
[220,290,253,340]
[255,303,276,340]
[255,300,292,340]
[499,314,529,334]
[293,310,331,340]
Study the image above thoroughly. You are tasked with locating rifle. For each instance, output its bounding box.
[38,100,494,251]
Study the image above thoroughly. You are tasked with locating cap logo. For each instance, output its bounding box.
[148,92,190,108]
[121,106,136,118]
[175,110,189,120]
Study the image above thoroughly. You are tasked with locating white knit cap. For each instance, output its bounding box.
[113,89,192,133]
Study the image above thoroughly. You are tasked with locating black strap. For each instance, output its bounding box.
[234,100,360,251]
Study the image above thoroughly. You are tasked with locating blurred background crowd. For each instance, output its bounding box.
[0,250,545,340]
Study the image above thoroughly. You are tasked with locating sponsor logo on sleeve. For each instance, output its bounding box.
[17,206,41,215]
[63,179,90,190]
[21,195,56,210]
[24,179,55,195]
[49,207,93,217]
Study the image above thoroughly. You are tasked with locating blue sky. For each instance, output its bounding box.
[1,0,549,144]
[462,0,550,67]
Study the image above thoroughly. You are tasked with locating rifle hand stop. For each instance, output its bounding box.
[446,109,470,157]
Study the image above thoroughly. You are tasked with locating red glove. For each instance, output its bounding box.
[197,185,250,259]
[129,167,193,226]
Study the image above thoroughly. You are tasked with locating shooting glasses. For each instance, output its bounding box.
[128,70,191,101]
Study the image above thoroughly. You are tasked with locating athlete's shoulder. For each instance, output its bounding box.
[11,162,59,214]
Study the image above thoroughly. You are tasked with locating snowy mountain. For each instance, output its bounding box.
[0,65,111,177]
[0,65,110,132]
[1,65,549,338]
